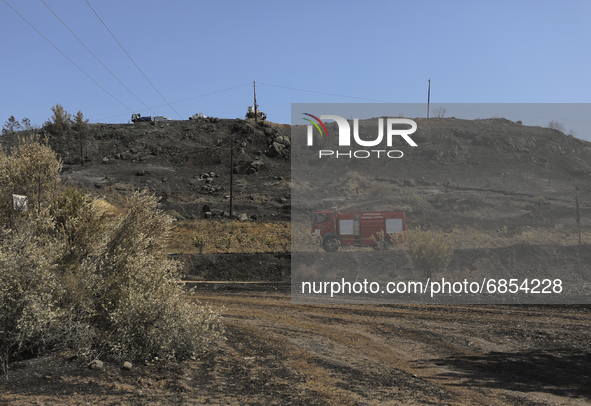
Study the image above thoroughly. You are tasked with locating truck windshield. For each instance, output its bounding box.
[314,213,329,224]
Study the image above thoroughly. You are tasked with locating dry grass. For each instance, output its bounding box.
[168,219,291,254]
[448,226,591,249]
[99,200,589,254]
[171,219,590,255]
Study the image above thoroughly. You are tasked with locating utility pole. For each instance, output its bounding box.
[230,137,234,219]
[427,78,431,119]
[576,193,581,245]
[253,80,258,123]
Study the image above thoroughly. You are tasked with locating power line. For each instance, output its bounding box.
[95,83,251,122]
[258,82,391,102]
[3,0,134,113]
[258,82,591,126]
[85,0,183,119]
[173,83,251,105]
[40,0,155,115]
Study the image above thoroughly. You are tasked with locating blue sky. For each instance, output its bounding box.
[1,1,590,139]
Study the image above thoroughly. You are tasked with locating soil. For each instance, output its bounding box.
[2,289,591,405]
[2,117,591,404]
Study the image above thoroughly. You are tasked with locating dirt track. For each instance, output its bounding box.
[2,289,590,405]
[198,291,591,405]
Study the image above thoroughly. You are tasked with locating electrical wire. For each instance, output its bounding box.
[258,82,391,102]
[260,83,591,125]
[172,83,251,105]
[95,83,251,122]
[40,0,155,115]
[85,0,183,119]
[3,0,134,113]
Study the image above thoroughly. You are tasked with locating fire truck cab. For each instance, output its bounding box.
[312,209,406,252]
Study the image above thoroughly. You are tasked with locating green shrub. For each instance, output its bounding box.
[234,231,247,252]
[192,233,208,254]
[263,234,278,251]
[0,137,61,217]
[214,233,232,252]
[75,191,224,362]
[53,187,91,226]
[407,227,454,277]
[0,141,225,377]
[0,222,65,377]
[370,230,387,250]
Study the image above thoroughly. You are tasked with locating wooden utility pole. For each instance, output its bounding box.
[230,137,234,219]
[576,193,581,245]
[427,78,430,120]
[253,80,258,123]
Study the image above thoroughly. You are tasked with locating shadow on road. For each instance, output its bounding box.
[414,350,591,399]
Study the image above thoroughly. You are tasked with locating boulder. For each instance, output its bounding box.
[89,360,103,370]
[248,159,265,174]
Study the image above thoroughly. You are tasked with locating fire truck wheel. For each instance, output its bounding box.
[322,237,340,252]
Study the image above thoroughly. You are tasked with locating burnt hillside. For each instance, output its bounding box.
[291,117,591,235]
[0,118,291,220]
[2,116,590,231]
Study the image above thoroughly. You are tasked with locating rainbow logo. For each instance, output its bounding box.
[303,113,328,137]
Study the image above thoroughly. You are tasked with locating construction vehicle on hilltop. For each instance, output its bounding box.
[312,209,406,252]
[131,114,172,123]
[131,113,151,123]
[245,105,266,121]
[245,80,266,121]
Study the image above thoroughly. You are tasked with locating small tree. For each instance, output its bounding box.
[20,118,32,131]
[2,116,22,135]
[43,104,72,156]
[567,129,578,138]
[547,120,565,133]
[72,110,89,165]
[431,107,446,118]
[0,137,61,216]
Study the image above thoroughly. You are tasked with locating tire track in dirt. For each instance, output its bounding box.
[197,292,591,405]
[201,295,487,404]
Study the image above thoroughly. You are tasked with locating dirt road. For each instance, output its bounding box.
[195,290,591,405]
[2,289,590,405]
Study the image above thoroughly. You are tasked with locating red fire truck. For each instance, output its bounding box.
[312,209,406,252]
